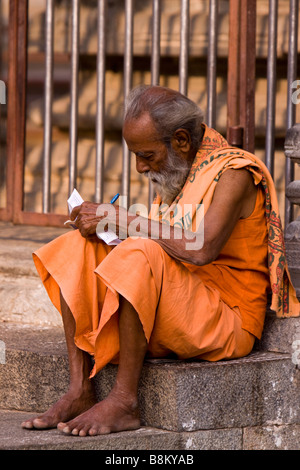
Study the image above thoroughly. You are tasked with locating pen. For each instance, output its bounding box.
[110,193,120,204]
[65,193,120,228]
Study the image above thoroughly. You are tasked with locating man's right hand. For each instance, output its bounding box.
[70,201,102,238]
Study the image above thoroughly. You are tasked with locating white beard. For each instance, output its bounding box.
[144,148,191,206]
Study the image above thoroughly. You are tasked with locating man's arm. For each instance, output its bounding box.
[71,169,257,266]
[154,168,257,265]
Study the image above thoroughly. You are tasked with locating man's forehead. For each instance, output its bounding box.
[123,112,161,142]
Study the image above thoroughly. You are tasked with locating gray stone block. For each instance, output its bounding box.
[0,275,62,327]
[181,428,242,450]
[1,410,299,450]
[0,410,181,450]
[258,311,300,354]
[243,424,300,450]
[0,222,65,327]
[95,352,300,432]
[0,323,299,433]
[0,325,69,412]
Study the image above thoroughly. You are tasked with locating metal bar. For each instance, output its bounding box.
[4,0,18,221]
[95,0,106,203]
[206,0,219,128]
[227,0,243,147]
[265,0,278,178]
[285,0,298,225]
[179,0,189,95]
[13,0,28,220]
[151,0,161,86]
[69,0,80,196]
[42,0,54,213]
[122,0,134,207]
[239,0,256,153]
[149,0,161,207]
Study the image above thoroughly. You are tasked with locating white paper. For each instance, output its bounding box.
[65,188,122,246]
[98,230,122,246]
[67,188,84,213]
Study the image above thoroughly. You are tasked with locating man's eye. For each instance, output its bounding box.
[135,153,154,160]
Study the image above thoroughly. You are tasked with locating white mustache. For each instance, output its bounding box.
[143,152,191,204]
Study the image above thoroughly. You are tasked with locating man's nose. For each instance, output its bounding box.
[136,156,151,174]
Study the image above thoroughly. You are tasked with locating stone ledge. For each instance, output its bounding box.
[243,423,300,450]
[257,311,300,354]
[0,409,299,450]
[0,409,180,451]
[0,322,298,433]
[97,353,300,432]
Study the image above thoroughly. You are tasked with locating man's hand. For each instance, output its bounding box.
[70,201,102,238]
[70,201,138,239]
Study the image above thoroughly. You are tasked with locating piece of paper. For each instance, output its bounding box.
[98,230,122,246]
[64,188,122,246]
[67,188,84,213]
[64,189,85,228]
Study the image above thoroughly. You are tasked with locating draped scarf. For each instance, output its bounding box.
[149,125,300,318]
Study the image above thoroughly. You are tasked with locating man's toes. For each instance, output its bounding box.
[79,427,89,437]
[57,422,70,434]
[32,417,51,429]
[22,417,52,430]
[88,426,99,436]
[21,420,33,429]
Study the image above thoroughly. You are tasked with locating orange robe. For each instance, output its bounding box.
[33,125,299,377]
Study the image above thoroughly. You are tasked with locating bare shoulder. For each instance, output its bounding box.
[213,168,257,219]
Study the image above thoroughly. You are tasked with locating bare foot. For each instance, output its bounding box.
[21,386,97,430]
[57,389,140,436]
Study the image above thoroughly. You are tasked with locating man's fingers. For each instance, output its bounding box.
[70,204,82,221]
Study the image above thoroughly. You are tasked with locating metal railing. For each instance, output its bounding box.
[265,0,299,224]
[1,0,297,227]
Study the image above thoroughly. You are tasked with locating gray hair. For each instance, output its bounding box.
[124,85,204,150]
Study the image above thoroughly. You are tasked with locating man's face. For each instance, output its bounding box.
[123,112,169,175]
[123,113,191,204]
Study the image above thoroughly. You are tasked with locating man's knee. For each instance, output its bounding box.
[109,237,166,267]
[122,236,163,256]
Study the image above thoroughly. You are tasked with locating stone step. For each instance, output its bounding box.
[0,322,299,435]
[0,222,65,327]
[0,409,182,451]
[1,409,299,450]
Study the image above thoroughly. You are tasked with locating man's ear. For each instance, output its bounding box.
[171,128,192,155]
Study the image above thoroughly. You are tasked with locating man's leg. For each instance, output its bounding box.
[57,295,148,436]
[21,292,97,429]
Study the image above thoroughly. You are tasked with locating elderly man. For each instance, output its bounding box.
[22,85,299,436]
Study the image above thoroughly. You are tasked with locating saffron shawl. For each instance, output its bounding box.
[149,125,300,318]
